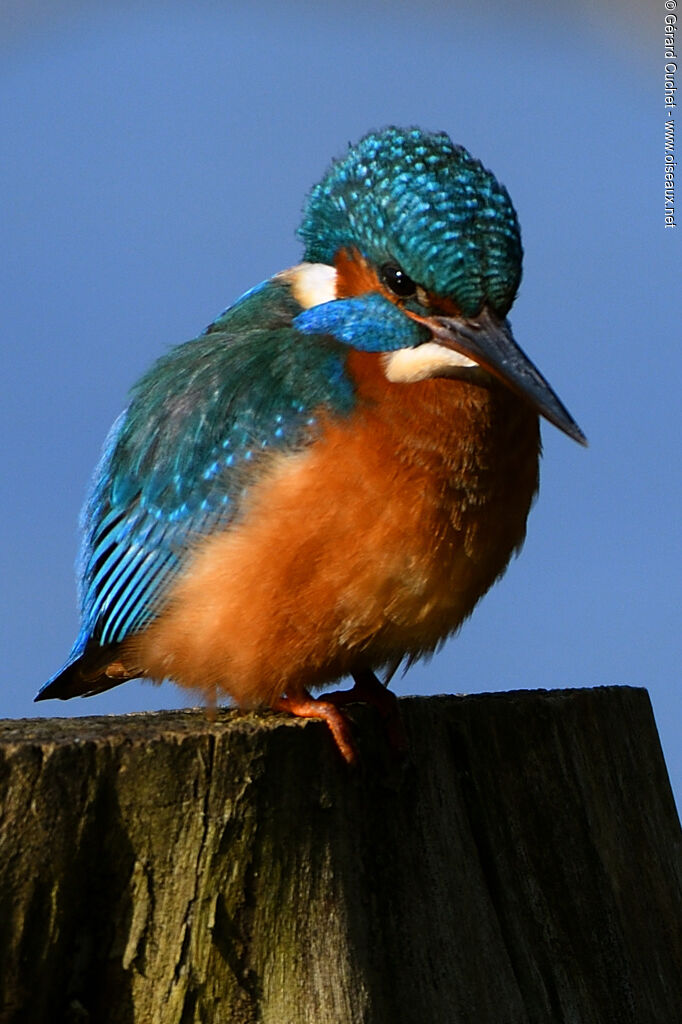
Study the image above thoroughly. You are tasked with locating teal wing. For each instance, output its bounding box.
[38,279,355,696]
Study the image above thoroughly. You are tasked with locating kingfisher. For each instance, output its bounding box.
[37,127,586,762]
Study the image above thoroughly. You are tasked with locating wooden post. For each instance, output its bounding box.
[0,687,680,1023]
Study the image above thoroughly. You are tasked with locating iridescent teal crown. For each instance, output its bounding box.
[299,126,522,317]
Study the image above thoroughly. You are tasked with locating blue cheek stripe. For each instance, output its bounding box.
[293,293,426,352]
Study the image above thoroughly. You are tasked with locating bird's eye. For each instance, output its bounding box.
[381,263,417,298]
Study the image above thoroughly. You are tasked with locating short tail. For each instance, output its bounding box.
[36,639,137,701]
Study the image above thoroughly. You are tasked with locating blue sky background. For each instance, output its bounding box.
[2,2,680,810]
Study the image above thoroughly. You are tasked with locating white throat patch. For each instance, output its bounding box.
[383,343,479,383]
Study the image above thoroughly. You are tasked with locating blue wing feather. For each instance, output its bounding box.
[50,277,357,680]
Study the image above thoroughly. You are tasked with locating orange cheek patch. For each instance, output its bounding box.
[334,248,388,300]
[422,293,464,317]
[334,249,464,320]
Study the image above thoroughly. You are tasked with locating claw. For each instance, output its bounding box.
[273,690,358,764]
[326,669,408,758]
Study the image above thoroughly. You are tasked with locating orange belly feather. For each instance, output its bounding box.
[122,351,540,706]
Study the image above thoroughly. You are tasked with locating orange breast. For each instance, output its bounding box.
[125,352,540,707]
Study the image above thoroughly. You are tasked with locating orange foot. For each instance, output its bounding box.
[273,690,358,764]
[326,669,408,757]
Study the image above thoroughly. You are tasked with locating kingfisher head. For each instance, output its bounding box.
[294,126,585,445]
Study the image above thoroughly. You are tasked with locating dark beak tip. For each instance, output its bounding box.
[428,311,588,450]
[564,423,589,448]
[542,408,588,448]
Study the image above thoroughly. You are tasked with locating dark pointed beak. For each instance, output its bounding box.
[425,308,587,445]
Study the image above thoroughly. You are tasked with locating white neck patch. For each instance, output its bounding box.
[384,342,479,383]
[279,262,337,309]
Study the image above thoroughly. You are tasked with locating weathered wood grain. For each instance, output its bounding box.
[0,687,679,1023]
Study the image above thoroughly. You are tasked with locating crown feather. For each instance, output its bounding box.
[299,127,522,318]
